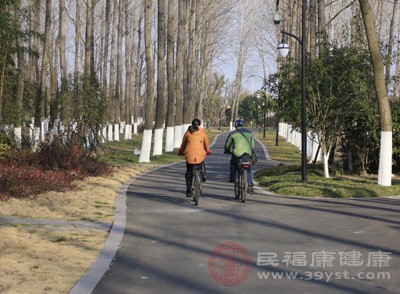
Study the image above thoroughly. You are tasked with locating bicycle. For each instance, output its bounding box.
[188,164,203,206]
[234,154,252,203]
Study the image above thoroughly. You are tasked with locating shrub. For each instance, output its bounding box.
[0,162,74,199]
[0,137,111,200]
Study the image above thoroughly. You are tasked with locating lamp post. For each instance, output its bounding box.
[256,92,260,130]
[275,0,307,182]
[262,100,266,139]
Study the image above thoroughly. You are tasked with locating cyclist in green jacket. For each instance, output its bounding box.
[224,119,254,194]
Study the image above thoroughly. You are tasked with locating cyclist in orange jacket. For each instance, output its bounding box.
[178,118,211,197]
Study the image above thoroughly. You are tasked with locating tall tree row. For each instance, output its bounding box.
[273,0,398,185]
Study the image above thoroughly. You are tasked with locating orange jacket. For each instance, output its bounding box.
[179,127,210,164]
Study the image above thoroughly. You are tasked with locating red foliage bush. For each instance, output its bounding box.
[0,162,74,199]
[0,139,111,200]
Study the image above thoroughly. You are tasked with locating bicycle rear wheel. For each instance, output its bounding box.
[234,170,240,199]
[193,170,201,206]
[241,169,248,203]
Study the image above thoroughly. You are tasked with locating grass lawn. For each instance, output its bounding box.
[254,130,400,198]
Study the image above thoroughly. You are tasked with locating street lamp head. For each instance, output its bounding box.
[273,10,282,25]
[277,42,289,58]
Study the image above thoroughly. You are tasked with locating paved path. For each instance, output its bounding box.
[72,132,400,294]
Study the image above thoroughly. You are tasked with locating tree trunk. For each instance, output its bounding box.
[385,0,398,90]
[116,0,124,122]
[124,0,132,125]
[317,0,327,53]
[165,0,176,152]
[59,0,67,125]
[109,0,117,121]
[153,0,167,156]
[84,0,93,76]
[182,0,190,129]
[174,0,187,147]
[394,19,400,99]
[50,38,59,127]
[358,0,393,186]
[309,0,317,58]
[185,0,196,121]
[28,0,41,83]
[15,2,25,128]
[231,2,250,125]
[133,15,143,134]
[102,0,111,92]
[139,0,155,163]
[35,0,51,127]
[74,0,81,74]
[59,0,67,80]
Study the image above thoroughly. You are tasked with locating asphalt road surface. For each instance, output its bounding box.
[87,132,399,294]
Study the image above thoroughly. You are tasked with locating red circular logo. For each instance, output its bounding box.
[208,242,252,286]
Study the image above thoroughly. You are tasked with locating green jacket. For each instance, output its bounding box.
[224,127,254,157]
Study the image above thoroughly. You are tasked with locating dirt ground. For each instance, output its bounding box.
[0,164,158,294]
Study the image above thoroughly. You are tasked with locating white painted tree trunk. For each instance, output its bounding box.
[14,127,22,148]
[174,125,183,148]
[124,124,132,140]
[139,129,152,162]
[323,153,330,178]
[114,124,120,141]
[165,126,175,152]
[181,124,190,138]
[41,120,48,142]
[33,127,41,151]
[102,126,107,143]
[153,128,164,156]
[230,121,233,131]
[107,124,113,141]
[378,131,392,186]
[133,122,138,135]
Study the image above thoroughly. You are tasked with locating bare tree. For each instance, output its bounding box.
[108,0,117,121]
[231,1,251,126]
[116,0,124,122]
[84,0,95,76]
[139,0,155,162]
[185,0,197,122]
[153,0,167,155]
[35,0,51,127]
[394,20,400,98]
[124,0,133,125]
[174,0,188,147]
[165,0,176,152]
[14,2,25,128]
[59,0,67,81]
[181,0,190,129]
[59,0,67,125]
[74,0,81,74]
[358,0,393,186]
[385,0,399,90]
[102,0,111,92]
[27,0,41,83]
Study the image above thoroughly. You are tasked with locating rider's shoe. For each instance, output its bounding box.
[186,189,193,197]
[247,187,254,195]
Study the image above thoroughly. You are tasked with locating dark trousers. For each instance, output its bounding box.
[185,162,206,192]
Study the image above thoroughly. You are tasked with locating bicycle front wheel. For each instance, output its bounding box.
[193,170,201,206]
[241,169,248,203]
